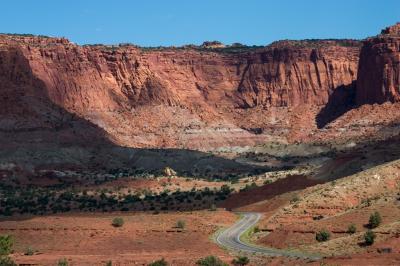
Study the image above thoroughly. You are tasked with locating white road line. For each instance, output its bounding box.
[216,212,321,260]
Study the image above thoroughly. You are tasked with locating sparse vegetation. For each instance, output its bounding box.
[361,198,372,207]
[148,258,168,266]
[58,258,69,266]
[290,194,300,203]
[347,223,357,234]
[0,176,233,216]
[196,255,228,266]
[232,256,250,266]
[240,182,257,192]
[176,220,186,229]
[112,217,124,227]
[368,211,382,228]
[315,229,331,242]
[0,235,13,256]
[0,235,15,266]
[263,179,272,185]
[0,256,16,266]
[364,230,376,245]
[24,246,35,256]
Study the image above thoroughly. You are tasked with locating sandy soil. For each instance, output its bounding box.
[1,210,236,265]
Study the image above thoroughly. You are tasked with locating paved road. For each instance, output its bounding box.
[216,212,321,259]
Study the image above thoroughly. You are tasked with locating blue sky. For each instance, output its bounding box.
[1,1,399,46]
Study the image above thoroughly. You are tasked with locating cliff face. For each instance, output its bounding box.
[0,36,360,111]
[356,23,400,104]
[233,44,359,108]
[0,35,360,149]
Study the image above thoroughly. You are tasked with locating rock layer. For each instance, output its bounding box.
[357,23,400,104]
[0,35,361,149]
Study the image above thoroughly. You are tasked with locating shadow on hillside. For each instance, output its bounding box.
[314,134,400,182]
[220,175,321,210]
[0,47,268,179]
[316,81,356,128]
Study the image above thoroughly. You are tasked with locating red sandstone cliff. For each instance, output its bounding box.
[356,23,400,104]
[0,34,361,149]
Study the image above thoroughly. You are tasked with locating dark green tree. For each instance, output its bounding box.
[368,212,382,229]
[364,230,376,245]
[315,230,331,242]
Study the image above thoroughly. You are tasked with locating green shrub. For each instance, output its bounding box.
[176,220,186,229]
[315,230,331,242]
[0,235,13,256]
[253,226,260,233]
[364,230,376,245]
[368,212,382,228]
[196,255,228,266]
[232,256,250,266]
[347,224,357,234]
[112,217,124,227]
[58,258,69,266]
[148,258,168,266]
[263,179,272,185]
[105,260,112,266]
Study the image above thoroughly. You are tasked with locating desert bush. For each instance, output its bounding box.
[148,258,168,266]
[232,256,249,266]
[220,185,232,195]
[0,235,13,256]
[0,256,16,266]
[315,230,330,242]
[176,220,186,229]
[0,235,15,266]
[105,261,112,266]
[253,226,260,233]
[196,255,228,266]
[58,258,69,266]
[368,212,382,228]
[263,179,272,185]
[347,224,357,234]
[361,198,372,207]
[112,217,124,227]
[364,230,376,245]
[24,246,35,256]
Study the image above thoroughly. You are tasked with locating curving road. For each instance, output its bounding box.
[216,212,321,260]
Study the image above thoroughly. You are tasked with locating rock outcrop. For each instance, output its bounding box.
[356,23,400,104]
